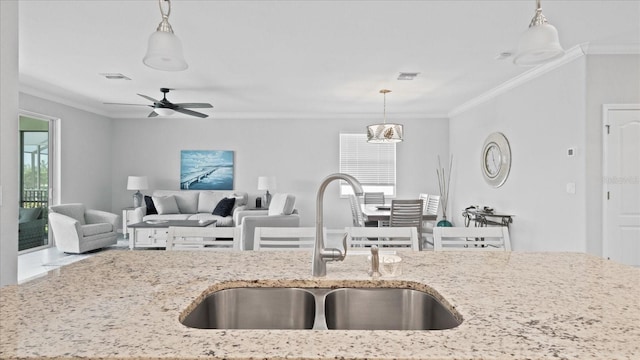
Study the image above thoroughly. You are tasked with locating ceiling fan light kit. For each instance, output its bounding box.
[143,0,188,71]
[513,0,565,66]
[367,89,404,144]
[104,88,213,118]
[152,107,176,116]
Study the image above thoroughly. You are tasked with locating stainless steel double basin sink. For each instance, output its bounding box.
[181,287,462,330]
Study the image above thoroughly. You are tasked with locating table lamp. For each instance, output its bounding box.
[257,176,276,208]
[127,176,149,208]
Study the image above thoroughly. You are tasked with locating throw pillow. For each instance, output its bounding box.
[152,195,180,215]
[144,196,158,215]
[268,193,296,216]
[212,197,236,217]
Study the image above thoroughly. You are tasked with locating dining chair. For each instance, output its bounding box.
[254,227,317,251]
[347,194,366,227]
[166,226,240,251]
[418,193,440,248]
[364,192,387,227]
[433,226,511,251]
[389,199,424,249]
[345,226,419,250]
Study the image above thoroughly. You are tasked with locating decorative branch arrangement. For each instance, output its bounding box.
[436,155,453,226]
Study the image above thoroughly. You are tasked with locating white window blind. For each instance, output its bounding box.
[339,133,396,196]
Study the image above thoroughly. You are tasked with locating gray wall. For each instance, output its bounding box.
[584,54,640,255]
[449,57,588,251]
[110,117,449,228]
[19,94,114,211]
[449,54,640,253]
[1,0,19,287]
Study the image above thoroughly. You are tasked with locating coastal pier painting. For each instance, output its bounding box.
[180,150,234,190]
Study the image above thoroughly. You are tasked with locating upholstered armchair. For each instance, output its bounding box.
[49,203,119,254]
[235,193,300,250]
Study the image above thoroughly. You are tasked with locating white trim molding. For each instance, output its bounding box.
[20,85,110,118]
[448,44,587,118]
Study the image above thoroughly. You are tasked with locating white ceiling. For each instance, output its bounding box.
[18,0,640,119]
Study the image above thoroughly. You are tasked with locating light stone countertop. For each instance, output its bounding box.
[1,250,639,360]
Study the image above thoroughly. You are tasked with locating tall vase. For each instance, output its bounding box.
[437,215,453,227]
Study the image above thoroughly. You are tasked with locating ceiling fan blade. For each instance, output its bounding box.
[173,103,213,109]
[137,94,159,103]
[174,108,209,118]
[148,111,158,118]
[103,102,150,106]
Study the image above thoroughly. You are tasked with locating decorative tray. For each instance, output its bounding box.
[145,220,168,224]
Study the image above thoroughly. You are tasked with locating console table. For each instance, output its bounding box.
[128,220,216,249]
[462,208,514,228]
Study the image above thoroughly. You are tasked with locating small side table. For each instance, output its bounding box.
[462,208,514,228]
[122,207,137,238]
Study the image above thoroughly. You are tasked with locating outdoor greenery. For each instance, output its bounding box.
[23,160,48,190]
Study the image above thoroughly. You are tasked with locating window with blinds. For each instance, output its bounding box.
[339,133,396,196]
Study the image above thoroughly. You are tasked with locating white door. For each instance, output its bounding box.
[603,107,640,266]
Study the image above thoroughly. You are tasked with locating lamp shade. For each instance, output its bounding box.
[257,176,276,191]
[127,176,149,191]
[143,30,188,71]
[513,23,564,66]
[367,123,404,143]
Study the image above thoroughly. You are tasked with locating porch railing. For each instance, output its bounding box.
[22,189,48,209]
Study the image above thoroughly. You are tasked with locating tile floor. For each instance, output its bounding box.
[18,235,129,284]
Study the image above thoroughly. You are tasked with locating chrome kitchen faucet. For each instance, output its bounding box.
[312,173,363,277]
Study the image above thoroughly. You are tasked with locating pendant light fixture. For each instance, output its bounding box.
[367,89,403,143]
[143,0,188,71]
[513,0,565,66]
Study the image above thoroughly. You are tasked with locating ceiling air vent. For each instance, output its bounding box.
[397,72,419,80]
[100,73,131,80]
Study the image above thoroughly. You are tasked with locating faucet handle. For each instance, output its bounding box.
[319,233,348,263]
[339,232,348,260]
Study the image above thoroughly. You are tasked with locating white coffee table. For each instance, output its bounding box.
[128,220,216,249]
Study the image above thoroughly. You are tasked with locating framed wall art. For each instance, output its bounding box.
[180,150,234,190]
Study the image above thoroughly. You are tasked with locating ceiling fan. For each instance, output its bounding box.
[105,88,213,118]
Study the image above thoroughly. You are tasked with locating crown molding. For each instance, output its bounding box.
[448,42,640,118]
[20,84,111,118]
[114,112,449,121]
[448,44,587,118]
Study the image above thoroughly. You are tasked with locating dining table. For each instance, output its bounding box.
[361,204,437,251]
[361,204,437,222]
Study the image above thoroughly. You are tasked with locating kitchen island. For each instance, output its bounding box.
[1,250,639,359]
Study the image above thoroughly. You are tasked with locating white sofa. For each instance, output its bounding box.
[132,190,249,227]
[132,190,300,250]
[234,193,300,250]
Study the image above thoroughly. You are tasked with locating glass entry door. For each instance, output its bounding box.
[19,116,51,252]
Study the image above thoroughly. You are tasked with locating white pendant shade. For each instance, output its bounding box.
[143,0,188,71]
[367,89,404,143]
[513,0,565,67]
[513,23,564,66]
[143,30,188,71]
[366,123,404,143]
